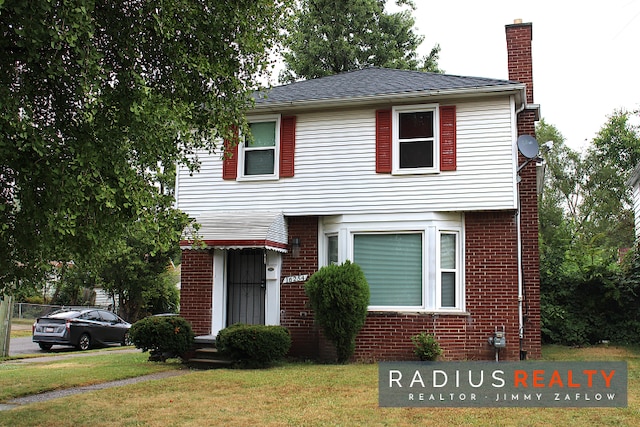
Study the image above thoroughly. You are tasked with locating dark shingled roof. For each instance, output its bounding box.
[254,67,518,106]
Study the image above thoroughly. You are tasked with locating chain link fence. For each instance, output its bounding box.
[12,303,106,320]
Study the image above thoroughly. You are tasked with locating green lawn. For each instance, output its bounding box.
[1,346,639,426]
[0,352,181,402]
[9,318,34,338]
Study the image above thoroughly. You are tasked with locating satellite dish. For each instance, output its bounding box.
[517,135,539,159]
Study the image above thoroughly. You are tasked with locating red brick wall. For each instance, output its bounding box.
[349,211,522,362]
[280,216,320,358]
[179,250,213,335]
[279,213,533,362]
[463,211,521,361]
[179,210,539,361]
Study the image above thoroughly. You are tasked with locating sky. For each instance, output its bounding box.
[396,0,640,151]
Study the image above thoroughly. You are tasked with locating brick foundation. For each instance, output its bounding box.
[279,216,320,358]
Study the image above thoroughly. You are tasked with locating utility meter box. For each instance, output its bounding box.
[493,330,506,348]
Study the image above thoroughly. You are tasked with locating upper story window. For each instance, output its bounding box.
[376,104,455,175]
[240,116,280,179]
[393,104,439,174]
[223,115,296,181]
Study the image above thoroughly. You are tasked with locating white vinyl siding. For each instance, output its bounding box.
[175,98,517,216]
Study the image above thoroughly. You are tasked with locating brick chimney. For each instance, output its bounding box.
[505,20,541,361]
[505,20,534,105]
[506,20,537,136]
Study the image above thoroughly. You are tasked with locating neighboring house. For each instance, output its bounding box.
[176,21,541,361]
[629,163,640,240]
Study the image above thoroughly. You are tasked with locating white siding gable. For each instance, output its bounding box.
[633,181,640,239]
[176,97,518,217]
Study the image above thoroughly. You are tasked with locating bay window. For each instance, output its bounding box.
[321,214,464,312]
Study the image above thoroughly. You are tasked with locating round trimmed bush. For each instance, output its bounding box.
[130,315,194,361]
[216,323,291,368]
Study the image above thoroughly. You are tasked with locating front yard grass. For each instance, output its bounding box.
[0,352,181,402]
[9,318,34,338]
[1,345,639,426]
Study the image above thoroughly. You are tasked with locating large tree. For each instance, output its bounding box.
[280,0,440,82]
[0,1,290,292]
[581,109,639,250]
[537,113,640,345]
[538,111,640,258]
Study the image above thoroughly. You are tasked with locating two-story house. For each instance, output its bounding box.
[176,21,541,361]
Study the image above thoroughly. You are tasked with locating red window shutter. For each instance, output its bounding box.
[439,105,457,171]
[376,109,392,173]
[279,115,296,177]
[222,128,239,180]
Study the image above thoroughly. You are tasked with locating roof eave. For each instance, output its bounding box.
[252,83,527,113]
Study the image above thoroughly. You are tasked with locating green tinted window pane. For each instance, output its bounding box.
[440,233,456,269]
[354,233,422,306]
[248,122,276,147]
[441,272,456,307]
[328,235,338,265]
[245,150,274,175]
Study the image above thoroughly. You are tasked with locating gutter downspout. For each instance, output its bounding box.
[516,179,524,351]
[515,91,526,359]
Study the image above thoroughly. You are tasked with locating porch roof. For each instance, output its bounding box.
[180,211,288,253]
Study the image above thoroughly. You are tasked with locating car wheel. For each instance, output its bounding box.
[122,331,133,346]
[77,333,91,351]
[38,342,53,351]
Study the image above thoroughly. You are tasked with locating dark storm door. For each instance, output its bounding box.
[227,249,266,325]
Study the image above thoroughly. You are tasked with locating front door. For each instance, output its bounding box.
[226,249,266,325]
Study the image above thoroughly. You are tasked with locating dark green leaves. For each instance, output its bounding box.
[1,0,291,291]
[280,0,440,82]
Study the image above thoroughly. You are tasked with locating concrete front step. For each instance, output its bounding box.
[186,345,233,369]
[188,357,233,367]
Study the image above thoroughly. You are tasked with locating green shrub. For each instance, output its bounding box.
[411,332,442,361]
[216,323,291,368]
[304,260,369,363]
[129,315,194,361]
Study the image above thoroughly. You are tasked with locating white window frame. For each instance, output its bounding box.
[436,230,462,310]
[320,213,464,313]
[326,233,339,265]
[392,103,440,175]
[237,114,280,181]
